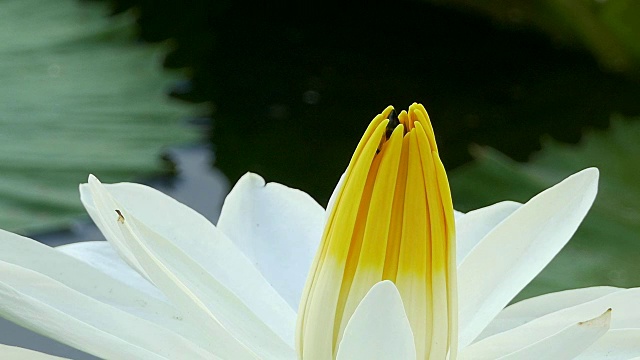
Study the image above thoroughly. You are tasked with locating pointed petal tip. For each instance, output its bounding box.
[457,167,603,348]
[546,167,599,204]
[569,167,600,199]
[80,174,100,192]
[578,166,599,181]
[87,174,100,184]
[566,167,599,191]
[380,105,395,118]
[239,172,266,187]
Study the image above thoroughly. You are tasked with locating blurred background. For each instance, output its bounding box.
[1,0,639,358]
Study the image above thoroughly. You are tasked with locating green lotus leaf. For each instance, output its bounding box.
[0,0,203,234]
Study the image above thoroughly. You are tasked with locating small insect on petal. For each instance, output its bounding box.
[115,209,125,224]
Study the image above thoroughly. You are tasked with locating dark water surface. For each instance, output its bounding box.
[111,0,640,204]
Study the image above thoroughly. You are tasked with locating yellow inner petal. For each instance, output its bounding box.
[296,103,456,360]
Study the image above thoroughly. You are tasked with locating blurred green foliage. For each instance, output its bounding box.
[426,0,640,74]
[449,116,640,301]
[0,0,203,233]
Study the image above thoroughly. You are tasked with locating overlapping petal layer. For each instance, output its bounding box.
[0,166,638,359]
[1,172,325,359]
[58,240,166,301]
[578,329,640,359]
[477,286,623,341]
[0,101,638,359]
[0,344,68,360]
[460,309,612,359]
[455,201,521,266]
[335,281,416,360]
[462,288,640,358]
[0,230,217,359]
[217,173,326,308]
[83,175,297,359]
[457,168,599,348]
[297,104,458,359]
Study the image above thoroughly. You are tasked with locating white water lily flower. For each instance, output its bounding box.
[1,103,639,359]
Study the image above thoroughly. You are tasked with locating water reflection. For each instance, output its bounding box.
[32,145,229,247]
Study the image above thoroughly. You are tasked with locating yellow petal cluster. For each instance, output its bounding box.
[297,103,457,359]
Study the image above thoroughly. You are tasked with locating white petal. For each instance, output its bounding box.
[455,201,521,266]
[463,288,640,357]
[460,309,611,359]
[478,286,622,341]
[576,328,640,359]
[80,183,145,277]
[216,172,326,308]
[0,230,218,359]
[82,176,297,346]
[336,281,416,360]
[458,168,599,348]
[86,175,296,359]
[0,344,68,360]
[57,241,166,301]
